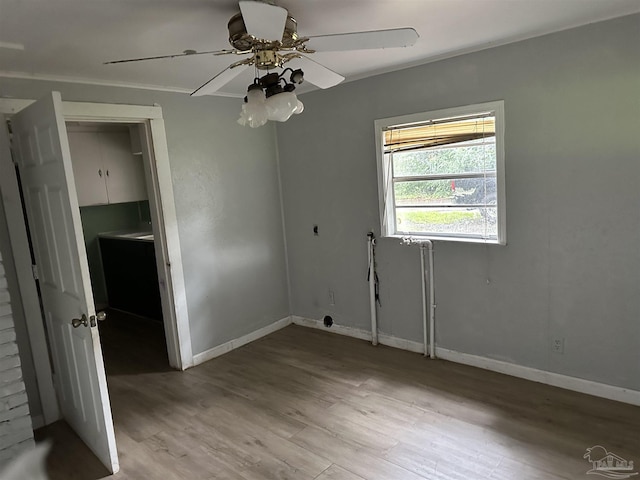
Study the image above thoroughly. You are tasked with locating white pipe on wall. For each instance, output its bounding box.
[426,241,435,359]
[367,233,378,346]
[420,245,428,357]
[403,237,436,359]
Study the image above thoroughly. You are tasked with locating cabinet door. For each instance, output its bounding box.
[67,131,109,206]
[99,131,147,204]
[100,238,162,320]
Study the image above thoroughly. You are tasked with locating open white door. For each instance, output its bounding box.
[11,92,119,473]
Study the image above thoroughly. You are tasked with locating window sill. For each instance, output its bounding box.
[385,234,506,246]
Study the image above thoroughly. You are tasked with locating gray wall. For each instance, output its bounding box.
[0,79,290,359]
[276,14,640,390]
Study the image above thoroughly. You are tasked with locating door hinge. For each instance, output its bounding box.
[31,264,39,280]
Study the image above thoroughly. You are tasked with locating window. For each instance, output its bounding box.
[375,101,506,244]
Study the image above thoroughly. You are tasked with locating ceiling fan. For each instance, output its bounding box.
[105,0,419,125]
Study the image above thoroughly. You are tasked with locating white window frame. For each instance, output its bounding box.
[374,100,506,245]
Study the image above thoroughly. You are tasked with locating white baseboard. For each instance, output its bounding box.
[291,316,426,354]
[291,316,640,406]
[291,316,372,341]
[380,334,425,354]
[192,316,292,366]
[435,348,640,406]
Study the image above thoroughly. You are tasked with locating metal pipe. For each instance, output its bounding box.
[367,233,378,346]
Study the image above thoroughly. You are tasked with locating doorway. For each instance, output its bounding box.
[0,95,193,473]
[65,121,170,368]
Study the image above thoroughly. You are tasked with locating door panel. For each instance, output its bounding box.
[12,92,119,473]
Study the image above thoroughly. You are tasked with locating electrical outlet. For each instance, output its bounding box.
[552,337,564,354]
[328,290,335,306]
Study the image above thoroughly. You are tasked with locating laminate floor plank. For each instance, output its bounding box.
[35,321,640,480]
[313,464,366,480]
[290,425,428,480]
[196,407,332,478]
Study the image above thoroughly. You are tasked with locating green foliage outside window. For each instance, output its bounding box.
[393,143,496,202]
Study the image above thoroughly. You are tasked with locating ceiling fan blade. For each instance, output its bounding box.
[191,63,250,96]
[104,49,236,65]
[239,0,287,41]
[306,28,419,52]
[286,55,344,89]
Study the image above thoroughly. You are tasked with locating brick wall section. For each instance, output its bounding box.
[0,250,34,466]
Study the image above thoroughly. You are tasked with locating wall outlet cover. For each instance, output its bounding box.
[552,337,564,354]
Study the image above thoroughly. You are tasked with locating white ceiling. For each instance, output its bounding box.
[1,0,638,98]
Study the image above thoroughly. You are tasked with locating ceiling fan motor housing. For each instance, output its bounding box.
[255,50,282,69]
[227,12,299,51]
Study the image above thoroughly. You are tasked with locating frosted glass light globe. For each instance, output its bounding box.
[265,92,298,122]
[238,88,268,128]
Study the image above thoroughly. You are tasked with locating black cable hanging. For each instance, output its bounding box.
[367,232,381,307]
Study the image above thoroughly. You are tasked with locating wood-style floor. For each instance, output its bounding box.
[36,318,640,480]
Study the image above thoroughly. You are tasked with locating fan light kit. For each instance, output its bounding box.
[239,68,305,127]
[105,0,419,127]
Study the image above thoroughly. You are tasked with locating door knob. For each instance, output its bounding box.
[89,311,107,327]
[71,314,89,328]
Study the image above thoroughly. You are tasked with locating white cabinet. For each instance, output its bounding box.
[67,126,147,206]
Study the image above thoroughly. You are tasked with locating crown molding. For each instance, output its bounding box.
[0,71,244,98]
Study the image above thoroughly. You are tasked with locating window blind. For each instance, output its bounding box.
[383,113,495,153]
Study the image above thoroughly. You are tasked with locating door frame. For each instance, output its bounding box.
[0,97,193,422]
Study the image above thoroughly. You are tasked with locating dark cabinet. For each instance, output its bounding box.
[99,237,162,320]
